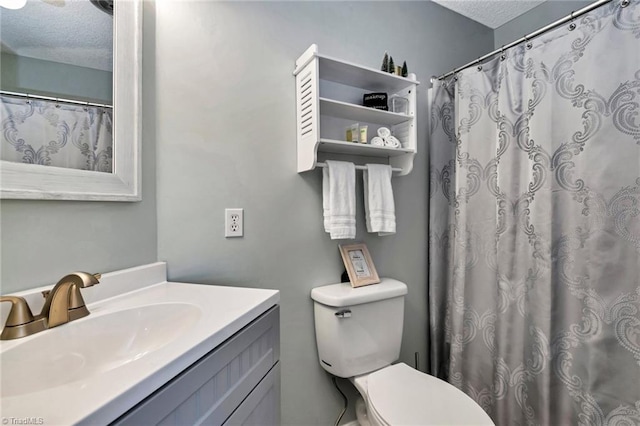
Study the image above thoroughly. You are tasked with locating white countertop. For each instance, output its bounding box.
[0,263,280,425]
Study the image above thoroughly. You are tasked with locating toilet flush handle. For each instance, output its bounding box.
[335,309,352,318]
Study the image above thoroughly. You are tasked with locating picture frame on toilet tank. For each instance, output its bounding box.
[339,243,380,288]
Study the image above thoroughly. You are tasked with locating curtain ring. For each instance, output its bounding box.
[25,93,31,105]
[568,11,576,30]
[621,0,630,7]
[476,58,482,71]
[500,45,506,61]
[55,98,60,108]
[524,34,532,50]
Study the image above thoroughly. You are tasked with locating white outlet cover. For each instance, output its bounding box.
[225,208,243,237]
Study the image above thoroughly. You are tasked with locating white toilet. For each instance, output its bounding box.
[311,278,495,426]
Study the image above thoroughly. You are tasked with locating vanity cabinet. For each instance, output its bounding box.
[294,44,419,176]
[112,306,280,426]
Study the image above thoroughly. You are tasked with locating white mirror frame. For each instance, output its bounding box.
[0,0,142,201]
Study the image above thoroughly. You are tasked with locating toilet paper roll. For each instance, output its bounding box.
[370,136,385,146]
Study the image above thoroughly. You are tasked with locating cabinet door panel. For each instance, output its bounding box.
[113,306,279,426]
[223,363,281,426]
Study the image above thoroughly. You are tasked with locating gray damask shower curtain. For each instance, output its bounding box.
[428,1,640,425]
[1,95,113,172]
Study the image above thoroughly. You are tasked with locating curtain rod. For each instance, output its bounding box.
[0,90,113,109]
[435,0,622,82]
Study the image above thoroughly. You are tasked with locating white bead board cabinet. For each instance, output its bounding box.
[294,44,419,176]
[112,306,280,426]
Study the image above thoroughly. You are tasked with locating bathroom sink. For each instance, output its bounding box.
[0,262,280,425]
[0,302,201,398]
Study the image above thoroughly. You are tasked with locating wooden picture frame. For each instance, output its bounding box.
[339,243,380,288]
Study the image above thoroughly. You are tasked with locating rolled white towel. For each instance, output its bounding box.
[370,136,385,146]
[384,135,401,148]
[377,127,391,139]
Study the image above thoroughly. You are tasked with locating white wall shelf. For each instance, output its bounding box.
[319,98,413,126]
[318,139,414,157]
[296,51,419,93]
[294,44,419,176]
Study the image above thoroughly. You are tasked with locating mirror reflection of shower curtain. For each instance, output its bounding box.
[428,2,640,425]
[1,95,113,173]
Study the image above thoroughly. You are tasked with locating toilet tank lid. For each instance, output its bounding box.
[311,278,407,307]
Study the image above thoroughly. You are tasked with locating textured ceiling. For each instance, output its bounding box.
[432,0,548,29]
[0,0,546,71]
[0,0,112,71]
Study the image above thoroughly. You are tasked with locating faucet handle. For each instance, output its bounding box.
[1,295,47,340]
[69,285,87,310]
[0,295,36,326]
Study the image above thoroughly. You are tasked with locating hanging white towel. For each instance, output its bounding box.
[323,160,356,240]
[363,164,396,236]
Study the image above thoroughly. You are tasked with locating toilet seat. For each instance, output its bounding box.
[362,363,495,426]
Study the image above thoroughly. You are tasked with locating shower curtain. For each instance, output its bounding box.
[428,1,640,425]
[1,95,113,172]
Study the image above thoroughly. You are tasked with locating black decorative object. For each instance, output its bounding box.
[388,56,395,74]
[402,61,408,77]
[341,270,350,283]
[363,93,388,111]
[381,52,389,72]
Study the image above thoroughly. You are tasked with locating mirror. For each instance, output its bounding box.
[1,0,113,173]
[0,0,141,201]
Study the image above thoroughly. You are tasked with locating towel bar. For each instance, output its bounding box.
[315,162,402,173]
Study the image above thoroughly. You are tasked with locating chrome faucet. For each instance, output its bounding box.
[0,272,101,340]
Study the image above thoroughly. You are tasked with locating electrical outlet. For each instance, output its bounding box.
[225,208,243,237]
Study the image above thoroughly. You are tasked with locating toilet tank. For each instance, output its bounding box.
[311,279,408,378]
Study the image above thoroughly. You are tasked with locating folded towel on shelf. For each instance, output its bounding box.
[363,163,396,236]
[323,160,356,240]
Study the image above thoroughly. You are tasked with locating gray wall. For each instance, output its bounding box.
[152,2,493,425]
[0,0,622,423]
[0,3,157,294]
[0,52,113,104]
[494,0,592,48]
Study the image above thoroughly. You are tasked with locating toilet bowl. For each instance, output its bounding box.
[351,363,494,425]
[311,279,495,426]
